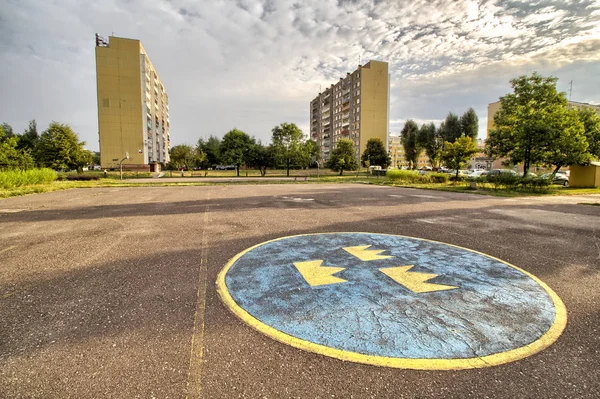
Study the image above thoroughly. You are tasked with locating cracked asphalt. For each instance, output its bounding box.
[0,184,599,398]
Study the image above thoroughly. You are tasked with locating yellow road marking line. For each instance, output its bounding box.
[186,194,211,398]
[0,245,16,255]
[216,232,567,370]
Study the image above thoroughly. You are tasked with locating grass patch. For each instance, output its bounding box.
[1,170,598,199]
[0,168,58,189]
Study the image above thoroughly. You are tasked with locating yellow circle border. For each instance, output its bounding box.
[216,232,567,370]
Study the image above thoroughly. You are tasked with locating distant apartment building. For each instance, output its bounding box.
[310,61,389,163]
[95,35,170,171]
[388,135,429,169]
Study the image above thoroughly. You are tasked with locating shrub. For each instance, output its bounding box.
[386,170,448,184]
[65,174,100,181]
[0,168,58,189]
[486,173,520,190]
[429,172,449,183]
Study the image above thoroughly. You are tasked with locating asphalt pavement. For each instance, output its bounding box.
[0,184,598,398]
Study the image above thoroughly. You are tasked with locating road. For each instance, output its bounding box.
[0,184,598,398]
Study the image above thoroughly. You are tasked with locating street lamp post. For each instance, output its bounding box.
[119,152,130,180]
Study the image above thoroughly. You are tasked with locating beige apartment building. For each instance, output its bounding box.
[310,61,389,163]
[388,135,430,169]
[95,35,170,171]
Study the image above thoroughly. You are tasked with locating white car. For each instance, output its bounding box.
[468,170,489,179]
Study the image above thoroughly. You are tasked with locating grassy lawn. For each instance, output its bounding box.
[1,170,599,199]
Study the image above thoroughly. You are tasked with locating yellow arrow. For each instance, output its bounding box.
[293,260,347,287]
[379,265,457,293]
[343,245,393,261]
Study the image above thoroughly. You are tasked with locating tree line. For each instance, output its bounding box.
[169,123,392,177]
[169,123,319,177]
[398,108,479,178]
[0,121,94,171]
[400,108,479,170]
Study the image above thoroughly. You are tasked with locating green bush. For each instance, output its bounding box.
[483,173,552,192]
[0,168,58,189]
[65,174,100,181]
[486,173,520,190]
[430,172,449,183]
[386,170,448,184]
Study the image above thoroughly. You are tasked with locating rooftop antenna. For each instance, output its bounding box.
[359,55,361,66]
[568,80,573,101]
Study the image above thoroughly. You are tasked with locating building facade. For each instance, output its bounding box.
[310,61,389,163]
[388,135,430,169]
[95,35,170,171]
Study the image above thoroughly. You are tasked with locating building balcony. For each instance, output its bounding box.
[341,129,349,136]
[321,113,330,120]
[342,96,350,104]
[322,120,331,127]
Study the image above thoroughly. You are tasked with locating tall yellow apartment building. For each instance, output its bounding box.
[310,61,389,162]
[95,35,170,171]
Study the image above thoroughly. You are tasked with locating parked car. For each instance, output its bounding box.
[447,169,469,177]
[540,173,569,186]
[487,169,518,176]
[468,170,489,179]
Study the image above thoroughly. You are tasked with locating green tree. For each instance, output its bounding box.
[441,113,462,143]
[271,122,305,176]
[460,108,479,140]
[439,136,478,180]
[35,122,92,171]
[0,124,34,170]
[326,138,359,175]
[577,107,600,160]
[17,120,39,153]
[197,135,221,168]
[417,122,443,168]
[361,138,391,167]
[400,120,421,169]
[1,123,15,138]
[170,144,204,169]
[221,128,254,176]
[486,72,581,176]
[297,139,319,169]
[247,142,274,176]
[543,108,589,174]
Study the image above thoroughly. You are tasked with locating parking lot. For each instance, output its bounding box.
[1,184,599,398]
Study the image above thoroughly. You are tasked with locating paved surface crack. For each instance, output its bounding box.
[186,191,211,399]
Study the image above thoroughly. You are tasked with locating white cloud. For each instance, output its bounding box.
[1,0,599,150]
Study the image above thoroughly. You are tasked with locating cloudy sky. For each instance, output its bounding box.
[2,0,600,151]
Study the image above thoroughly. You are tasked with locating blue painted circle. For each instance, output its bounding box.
[223,233,558,359]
